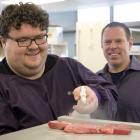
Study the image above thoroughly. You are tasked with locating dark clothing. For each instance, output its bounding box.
[0,54,117,135]
[110,71,124,84]
[97,56,140,123]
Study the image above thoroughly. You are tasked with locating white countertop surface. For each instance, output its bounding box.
[0,116,140,140]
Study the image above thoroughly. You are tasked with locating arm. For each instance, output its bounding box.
[66,58,118,120]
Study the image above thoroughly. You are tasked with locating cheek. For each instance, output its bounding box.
[41,43,48,50]
[3,46,13,58]
[4,46,24,60]
[121,46,129,54]
[102,47,108,54]
[40,45,48,55]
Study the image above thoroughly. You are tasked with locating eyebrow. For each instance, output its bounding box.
[14,33,47,40]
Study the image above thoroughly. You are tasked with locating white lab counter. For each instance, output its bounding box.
[0,116,140,140]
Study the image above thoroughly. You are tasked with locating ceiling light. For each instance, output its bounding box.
[1,0,65,5]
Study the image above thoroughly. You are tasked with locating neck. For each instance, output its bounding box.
[21,66,45,80]
[9,64,45,80]
[108,60,130,73]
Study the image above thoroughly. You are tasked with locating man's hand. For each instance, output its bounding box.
[72,86,98,114]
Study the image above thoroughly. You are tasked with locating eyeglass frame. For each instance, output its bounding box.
[6,33,48,47]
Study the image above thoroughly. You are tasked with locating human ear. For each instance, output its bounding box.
[0,36,6,48]
[128,37,133,50]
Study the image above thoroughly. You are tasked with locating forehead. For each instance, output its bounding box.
[102,26,127,40]
[9,24,46,37]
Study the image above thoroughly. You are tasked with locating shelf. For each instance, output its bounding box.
[130,44,140,55]
[125,21,140,28]
[130,52,140,55]
[48,42,67,46]
[63,26,76,33]
[48,42,68,57]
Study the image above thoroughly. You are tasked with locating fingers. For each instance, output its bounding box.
[72,86,99,114]
[73,86,82,101]
[73,101,96,114]
[73,101,86,113]
[73,86,95,104]
[73,97,98,114]
[86,96,94,104]
[86,87,95,104]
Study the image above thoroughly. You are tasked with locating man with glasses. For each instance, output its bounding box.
[0,3,117,135]
[7,34,48,48]
[98,22,140,123]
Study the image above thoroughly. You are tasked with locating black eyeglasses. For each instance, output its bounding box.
[7,34,48,47]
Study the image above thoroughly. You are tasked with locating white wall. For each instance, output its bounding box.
[76,22,107,73]
[76,7,109,72]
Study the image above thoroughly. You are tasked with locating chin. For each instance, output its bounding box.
[110,62,121,67]
[109,60,120,65]
[26,62,41,69]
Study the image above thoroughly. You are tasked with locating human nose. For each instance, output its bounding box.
[28,39,38,48]
[109,41,117,49]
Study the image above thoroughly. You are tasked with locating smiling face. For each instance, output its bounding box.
[1,24,48,79]
[101,26,133,72]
